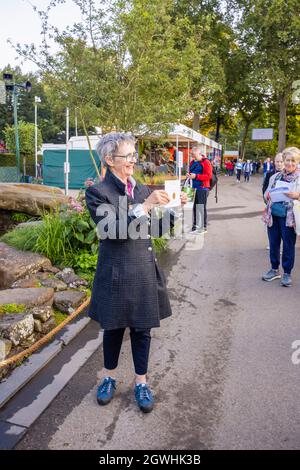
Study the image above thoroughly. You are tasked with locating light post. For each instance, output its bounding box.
[64,107,70,196]
[3,73,32,182]
[75,107,78,137]
[34,96,41,178]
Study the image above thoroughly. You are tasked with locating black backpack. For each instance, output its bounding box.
[210,166,218,190]
[208,163,218,203]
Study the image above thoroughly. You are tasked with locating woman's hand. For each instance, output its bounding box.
[284,191,300,200]
[143,190,171,212]
[180,192,188,206]
[265,192,270,201]
[188,173,196,180]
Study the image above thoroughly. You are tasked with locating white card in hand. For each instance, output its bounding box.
[164,179,181,208]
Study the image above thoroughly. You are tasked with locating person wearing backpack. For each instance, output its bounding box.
[187,146,213,233]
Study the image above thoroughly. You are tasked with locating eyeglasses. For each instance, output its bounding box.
[112,152,138,162]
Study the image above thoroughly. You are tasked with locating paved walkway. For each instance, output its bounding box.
[16,175,300,450]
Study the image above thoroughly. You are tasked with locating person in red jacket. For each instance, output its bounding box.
[187,146,212,233]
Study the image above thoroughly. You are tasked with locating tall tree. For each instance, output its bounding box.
[228,0,300,151]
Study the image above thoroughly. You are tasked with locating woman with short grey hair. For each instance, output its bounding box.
[85,132,187,413]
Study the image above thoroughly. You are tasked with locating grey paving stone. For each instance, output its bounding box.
[56,316,91,346]
[0,421,27,450]
[0,340,62,409]
[0,323,102,428]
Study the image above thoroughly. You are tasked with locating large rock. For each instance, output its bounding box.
[0,313,34,346]
[0,242,52,289]
[12,277,41,289]
[54,290,87,314]
[31,305,53,323]
[0,183,68,216]
[40,316,56,335]
[0,338,12,361]
[55,268,88,288]
[40,278,68,291]
[0,287,54,309]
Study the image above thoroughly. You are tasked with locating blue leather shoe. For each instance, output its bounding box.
[97,377,116,406]
[134,383,154,413]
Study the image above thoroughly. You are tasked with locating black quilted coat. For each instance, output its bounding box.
[85,168,173,330]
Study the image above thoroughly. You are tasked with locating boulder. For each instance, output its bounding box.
[54,290,87,314]
[34,319,42,333]
[55,268,88,288]
[0,210,15,235]
[20,333,37,348]
[0,287,54,309]
[0,242,52,288]
[31,305,53,323]
[35,272,54,281]
[0,183,68,216]
[0,313,34,346]
[40,278,68,291]
[40,316,56,335]
[12,277,41,289]
[42,265,60,274]
[15,220,43,230]
[0,338,12,361]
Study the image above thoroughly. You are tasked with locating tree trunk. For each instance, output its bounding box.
[278,92,288,152]
[241,121,250,160]
[215,108,221,142]
[192,113,200,131]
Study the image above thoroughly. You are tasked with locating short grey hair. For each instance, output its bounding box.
[96,132,136,168]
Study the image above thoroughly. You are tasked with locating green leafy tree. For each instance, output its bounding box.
[227,0,300,151]
[4,121,42,155]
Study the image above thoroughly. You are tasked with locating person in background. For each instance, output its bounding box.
[262,147,300,287]
[243,160,252,182]
[263,157,274,178]
[235,159,243,182]
[225,160,230,176]
[262,152,284,199]
[188,146,212,233]
[229,160,234,176]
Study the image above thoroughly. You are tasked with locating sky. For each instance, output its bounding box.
[0,0,82,74]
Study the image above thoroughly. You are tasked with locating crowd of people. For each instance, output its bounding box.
[224,159,261,181]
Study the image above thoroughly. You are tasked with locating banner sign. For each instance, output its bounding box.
[252,128,274,141]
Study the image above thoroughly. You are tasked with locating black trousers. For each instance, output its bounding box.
[193,188,209,229]
[103,328,151,375]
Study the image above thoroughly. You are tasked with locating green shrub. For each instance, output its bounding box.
[73,251,98,271]
[1,225,41,251]
[11,212,34,223]
[152,237,168,253]
[53,309,68,326]
[0,304,25,315]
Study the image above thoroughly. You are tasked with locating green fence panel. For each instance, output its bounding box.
[0,167,19,182]
[43,150,101,189]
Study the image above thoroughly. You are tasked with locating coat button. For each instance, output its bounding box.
[148,246,153,251]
